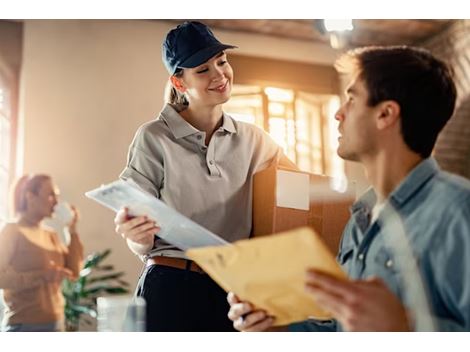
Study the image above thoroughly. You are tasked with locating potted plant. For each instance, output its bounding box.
[62,249,130,331]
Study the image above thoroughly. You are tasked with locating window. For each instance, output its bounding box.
[224,84,344,179]
[0,64,15,322]
[0,68,15,227]
[0,21,22,230]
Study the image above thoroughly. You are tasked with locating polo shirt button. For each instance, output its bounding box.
[197,135,202,140]
[358,253,364,261]
[209,160,214,165]
[386,259,393,268]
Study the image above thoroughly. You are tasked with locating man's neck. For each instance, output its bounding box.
[362,149,424,203]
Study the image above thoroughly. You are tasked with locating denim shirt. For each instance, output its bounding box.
[289,158,470,331]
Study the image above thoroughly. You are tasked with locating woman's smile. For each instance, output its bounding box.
[208,80,228,93]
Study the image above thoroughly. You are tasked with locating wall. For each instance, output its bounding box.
[18,20,338,308]
[422,19,470,178]
[230,54,339,94]
[20,20,166,298]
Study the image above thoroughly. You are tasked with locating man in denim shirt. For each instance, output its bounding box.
[227,46,470,331]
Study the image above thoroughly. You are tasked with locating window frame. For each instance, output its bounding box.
[0,57,19,226]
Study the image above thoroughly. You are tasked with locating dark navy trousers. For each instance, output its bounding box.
[136,263,236,332]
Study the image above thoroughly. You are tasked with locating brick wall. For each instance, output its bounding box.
[422,20,470,179]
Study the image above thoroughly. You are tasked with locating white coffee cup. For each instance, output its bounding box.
[53,201,74,225]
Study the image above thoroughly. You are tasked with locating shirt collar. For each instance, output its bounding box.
[389,157,440,207]
[160,104,238,139]
[352,187,377,214]
[352,157,440,213]
[160,104,199,139]
[221,111,237,134]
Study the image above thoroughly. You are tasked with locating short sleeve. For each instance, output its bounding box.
[251,125,286,173]
[119,124,165,198]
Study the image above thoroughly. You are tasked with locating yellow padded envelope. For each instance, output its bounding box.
[186,226,347,326]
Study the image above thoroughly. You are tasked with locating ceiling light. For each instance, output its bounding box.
[316,19,354,49]
[323,19,354,32]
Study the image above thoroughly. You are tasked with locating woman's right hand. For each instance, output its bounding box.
[114,207,160,247]
[227,292,275,332]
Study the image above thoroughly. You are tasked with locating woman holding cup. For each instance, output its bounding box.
[0,174,84,332]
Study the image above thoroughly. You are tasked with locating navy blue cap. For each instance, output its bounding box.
[162,21,237,75]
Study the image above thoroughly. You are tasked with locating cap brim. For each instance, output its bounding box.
[178,44,237,69]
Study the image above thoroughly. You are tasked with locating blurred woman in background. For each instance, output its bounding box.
[0,174,84,332]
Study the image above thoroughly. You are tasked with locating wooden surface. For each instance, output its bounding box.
[166,19,454,47]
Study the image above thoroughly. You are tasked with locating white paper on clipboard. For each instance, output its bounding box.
[85,179,228,250]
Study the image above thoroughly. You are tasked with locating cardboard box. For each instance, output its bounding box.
[253,164,355,255]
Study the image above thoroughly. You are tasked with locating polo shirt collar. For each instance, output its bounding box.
[221,111,237,134]
[160,104,199,139]
[161,104,237,139]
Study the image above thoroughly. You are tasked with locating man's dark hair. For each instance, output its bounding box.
[335,46,457,158]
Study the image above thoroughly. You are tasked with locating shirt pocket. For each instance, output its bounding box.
[373,247,399,274]
[372,247,403,297]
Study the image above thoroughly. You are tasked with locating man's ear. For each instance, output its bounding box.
[376,100,400,130]
[170,75,186,93]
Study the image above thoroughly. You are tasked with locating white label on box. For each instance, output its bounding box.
[276,170,310,211]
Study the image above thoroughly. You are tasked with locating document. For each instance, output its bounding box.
[186,227,347,326]
[85,179,228,250]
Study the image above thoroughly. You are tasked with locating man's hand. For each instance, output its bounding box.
[305,270,411,331]
[227,292,275,331]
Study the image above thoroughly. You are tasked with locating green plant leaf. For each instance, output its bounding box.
[104,287,129,294]
[83,284,130,296]
[117,279,130,287]
[79,267,93,277]
[61,248,131,330]
[67,303,97,318]
[87,272,125,284]
[83,249,111,269]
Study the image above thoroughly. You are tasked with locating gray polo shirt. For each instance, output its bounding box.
[120,103,283,259]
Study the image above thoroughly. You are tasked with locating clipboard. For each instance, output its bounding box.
[85,179,228,250]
